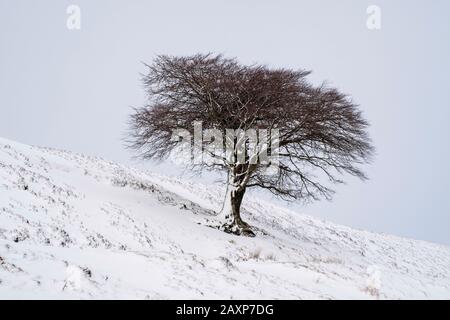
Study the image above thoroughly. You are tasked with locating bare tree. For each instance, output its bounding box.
[128,54,374,237]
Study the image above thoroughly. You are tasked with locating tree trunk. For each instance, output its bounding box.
[230,187,246,226]
[221,181,255,237]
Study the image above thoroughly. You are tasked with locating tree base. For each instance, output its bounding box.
[221,220,255,237]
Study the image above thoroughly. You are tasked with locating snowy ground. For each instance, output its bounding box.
[0,137,449,299]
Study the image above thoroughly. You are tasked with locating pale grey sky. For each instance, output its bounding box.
[1,0,449,244]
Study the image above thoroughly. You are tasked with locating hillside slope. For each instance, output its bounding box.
[0,137,449,299]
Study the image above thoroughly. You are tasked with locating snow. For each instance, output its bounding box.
[0,136,449,299]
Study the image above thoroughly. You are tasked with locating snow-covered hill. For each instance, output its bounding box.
[0,137,449,299]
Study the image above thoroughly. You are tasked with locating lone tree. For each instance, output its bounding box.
[128,54,374,236]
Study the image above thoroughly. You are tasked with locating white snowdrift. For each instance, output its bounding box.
[0,137,449,299]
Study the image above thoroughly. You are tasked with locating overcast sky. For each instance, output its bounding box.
[1,0,449,245]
